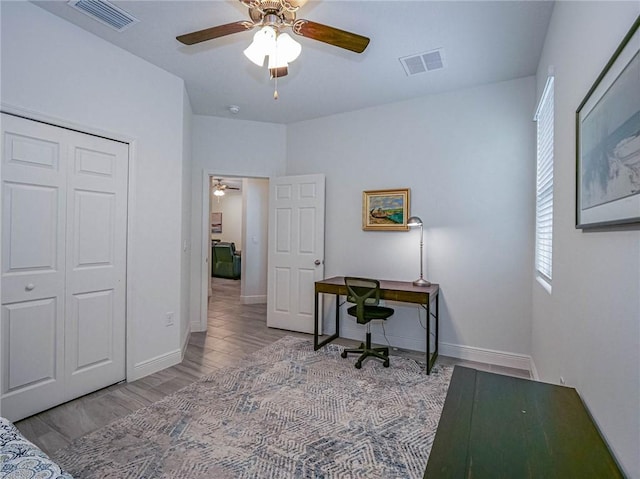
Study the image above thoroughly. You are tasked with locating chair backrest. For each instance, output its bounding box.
[214,243,234,262]
[345,277,381,307]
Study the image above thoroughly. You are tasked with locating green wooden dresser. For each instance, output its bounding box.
[425,366,625,478]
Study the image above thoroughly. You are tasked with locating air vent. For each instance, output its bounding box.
[399,48,445,76]
[68,0,139,32]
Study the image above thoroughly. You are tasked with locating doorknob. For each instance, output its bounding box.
[314,260,322,266]
[25,283,35,291]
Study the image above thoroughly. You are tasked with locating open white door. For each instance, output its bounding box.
[267,174,325,333]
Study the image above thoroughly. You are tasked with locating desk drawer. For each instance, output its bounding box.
[382,290,430,304]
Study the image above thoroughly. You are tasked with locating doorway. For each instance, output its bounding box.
[204,175,269,334]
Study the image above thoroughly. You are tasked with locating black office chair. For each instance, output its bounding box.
[341,277,395,369]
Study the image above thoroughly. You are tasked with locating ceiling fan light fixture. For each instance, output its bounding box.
[243,26,277,66]
[269,65,289,79]
[213,188,225,197]
[276,32,301,63]
[176,1,370,100]
[267,53,287,70]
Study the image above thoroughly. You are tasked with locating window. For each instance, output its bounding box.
[534,77,554,285]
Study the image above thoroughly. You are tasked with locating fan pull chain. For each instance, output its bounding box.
[273,61,279,100]
[273,42,280,100]
[274,73,278,100]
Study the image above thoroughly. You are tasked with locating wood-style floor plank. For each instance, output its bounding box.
[14,276,529,455]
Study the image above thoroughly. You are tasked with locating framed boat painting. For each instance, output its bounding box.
[362,188,410,231]
[576,17,640,228]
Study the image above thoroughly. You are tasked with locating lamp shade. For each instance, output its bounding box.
[276,33,301,63]
[407,216,423,227]
[267,32,301,70]
[267,54,288,70]
[243,26,276,66]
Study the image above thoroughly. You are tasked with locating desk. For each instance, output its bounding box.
[314,276,440,374]
[425,366,624,478]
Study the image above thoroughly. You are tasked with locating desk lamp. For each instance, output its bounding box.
[408,216,431,287]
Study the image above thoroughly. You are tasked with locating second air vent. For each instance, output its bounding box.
[399,48,445,76]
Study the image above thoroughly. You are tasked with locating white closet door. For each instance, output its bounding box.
[64,133,127,400]
[1,113,128,421]
[1,115,68,419]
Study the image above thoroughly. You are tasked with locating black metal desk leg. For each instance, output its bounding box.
[434,293,439,365]
[314,290,320,350]
[426,297,431,375]
[334,293,340,336]
[314,291,340,350]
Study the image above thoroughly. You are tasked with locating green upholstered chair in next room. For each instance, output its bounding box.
[341,277,395,369]
[211,242,241,279]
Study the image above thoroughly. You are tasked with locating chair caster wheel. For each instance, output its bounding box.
[383,360,390,368]
[355,361,362,369]
[341,351,347,358]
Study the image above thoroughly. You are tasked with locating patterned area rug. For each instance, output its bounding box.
[53,337,452,478]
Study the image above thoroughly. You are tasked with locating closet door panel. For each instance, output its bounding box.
[1,114,67,421]
[65,135,127,400]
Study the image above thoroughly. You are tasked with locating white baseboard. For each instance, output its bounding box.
[241,295,266,305]
[339,323,532,373]
[129,349,182,382]
[339,325,424,352]
[439,342,532,372]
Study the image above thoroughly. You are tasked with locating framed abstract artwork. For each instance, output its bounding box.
[362,188,410,231]
[211,212,222,234]
[576,17,640,228]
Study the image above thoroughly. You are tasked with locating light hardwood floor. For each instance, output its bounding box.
[15,277,529,456]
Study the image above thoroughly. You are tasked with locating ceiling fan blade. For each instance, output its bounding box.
[177,21,254,45]
[293,20,370,53]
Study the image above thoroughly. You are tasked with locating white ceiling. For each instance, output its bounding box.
[33,0,554,124]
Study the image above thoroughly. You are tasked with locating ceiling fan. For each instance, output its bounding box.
[212,178,240,197]
[176,0,370,81]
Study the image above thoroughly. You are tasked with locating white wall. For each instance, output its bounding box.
[1,2,187,379]
[533,3,640,477]
[210,192,243,246]
[189,115,286,330]
[287,77,536,367]
[241,178,269,303]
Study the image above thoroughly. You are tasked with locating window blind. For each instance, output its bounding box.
[535,77,554,283]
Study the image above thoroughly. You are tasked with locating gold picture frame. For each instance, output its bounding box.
[362,188,410,231]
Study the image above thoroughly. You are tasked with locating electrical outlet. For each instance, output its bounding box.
[165,311,174,327]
